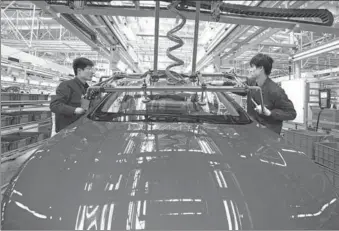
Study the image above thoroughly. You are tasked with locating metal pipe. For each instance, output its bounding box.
[107,16,128,50]
[200,73,247,78]
[153,0,160,72]
[191,1,200,74]
[2,13,31,47]
[87,15,116,45]
[1,1,16,12]
[120,72,247,77]
[30,4,36,47]
[91,85,263,93]
[92,86,249,92]
[293,39,339,61]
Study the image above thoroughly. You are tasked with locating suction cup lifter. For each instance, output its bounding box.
[86,79,265,112]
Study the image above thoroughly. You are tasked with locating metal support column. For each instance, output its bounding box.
[1,1,16,12]
[2,12,30,47]
[191,1,201,74]
[153,0,160,73]
[294,60,301,78]
[29,4,36,47]
[59,25,63,40]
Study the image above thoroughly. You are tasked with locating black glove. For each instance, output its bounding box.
[223,81,237,86]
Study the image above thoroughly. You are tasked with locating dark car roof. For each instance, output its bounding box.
[2,117,339,229]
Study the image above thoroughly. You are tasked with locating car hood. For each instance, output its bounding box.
[2,119,339,230]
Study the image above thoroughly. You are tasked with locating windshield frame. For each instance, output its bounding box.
[88,90,253,125]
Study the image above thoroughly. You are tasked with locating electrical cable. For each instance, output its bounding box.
[316,108,324,132]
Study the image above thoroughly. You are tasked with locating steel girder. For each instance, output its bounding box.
[30,1,141,73]
[292,39,339,61]
[47,4,339,36]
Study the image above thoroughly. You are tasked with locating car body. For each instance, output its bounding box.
[2,78,339,230]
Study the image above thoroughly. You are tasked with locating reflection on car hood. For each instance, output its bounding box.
[2,119,339,230]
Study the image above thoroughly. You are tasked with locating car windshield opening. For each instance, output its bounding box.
[91,88,251,125]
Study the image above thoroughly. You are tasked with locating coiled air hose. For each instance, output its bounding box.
[165,1,187,85]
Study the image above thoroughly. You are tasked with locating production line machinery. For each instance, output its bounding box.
[38,0,337,75]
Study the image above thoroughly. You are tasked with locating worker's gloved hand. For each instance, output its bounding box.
[223,81,237,86]
[206,80,224,86]
[224,73,236,80]
[74,107,86,115]
[254,105,271,116]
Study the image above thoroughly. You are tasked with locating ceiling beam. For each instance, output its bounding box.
[30,1,110,57]
[293,39,339,61]
[30,1,141,73]
[234,41,297,48]
[197,0,337,71]
[136,33,194,40]
[2,39,89,46]
[225,28,282,60]
[46,4,339,35]
[1,24,64,30]
[196,1,302,71]
[222,0,308,62]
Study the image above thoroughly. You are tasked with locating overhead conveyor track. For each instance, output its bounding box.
[160,1,334,26]
[61,14,98,42]
[50,0,335,26]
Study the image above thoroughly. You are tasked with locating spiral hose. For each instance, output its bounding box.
[165,1,187,85]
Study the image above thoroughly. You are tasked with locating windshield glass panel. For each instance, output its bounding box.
[92,89,251,125]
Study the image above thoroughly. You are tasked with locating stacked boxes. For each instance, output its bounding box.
[1,132,48,153]
[1,93,49,102]
[1,116,13,127]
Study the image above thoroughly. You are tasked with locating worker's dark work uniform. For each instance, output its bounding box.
[235,78,296,134]
[50,78,89,133]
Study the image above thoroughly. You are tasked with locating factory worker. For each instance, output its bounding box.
[241,53,296,134]
[50,57,95,133]
[221,53,296,135]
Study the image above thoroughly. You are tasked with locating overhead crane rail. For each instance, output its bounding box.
[39,0,335,115]
[47,0,334,26]
[39,0,336,74]
[160,0,334,26]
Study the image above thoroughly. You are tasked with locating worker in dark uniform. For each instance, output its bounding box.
[228,53,296,134]
[50,57,95,133]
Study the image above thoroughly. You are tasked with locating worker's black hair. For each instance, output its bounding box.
[249,53,274,76]
[72,57,94,76]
